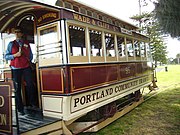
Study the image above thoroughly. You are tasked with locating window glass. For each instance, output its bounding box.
[107,18,112,24]
[103,17,107,22]
[87,10,92,16]
[126,38,134,57]
[146,43,151,60]
[64,2,72,9]
[134,40,140,57]
[73,5,79,12]
[99,15,103,20]
[141,42,146,57]
[39,26,60,59]
[89,29,102,56]
[69,25,86,56]
[117,36,125,57]
[93,12,98,18]
[80,8,86,15]
[105,33,115,57]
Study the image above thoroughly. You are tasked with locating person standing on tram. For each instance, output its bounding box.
[5,26,37,115]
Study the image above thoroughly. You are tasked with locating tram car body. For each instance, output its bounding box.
[0,0,157,134]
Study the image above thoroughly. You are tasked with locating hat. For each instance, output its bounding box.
[14,26,24,33]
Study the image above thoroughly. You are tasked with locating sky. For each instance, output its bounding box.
[36,0,180,58]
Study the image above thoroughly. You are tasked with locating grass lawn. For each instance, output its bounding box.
[94,65,180,135]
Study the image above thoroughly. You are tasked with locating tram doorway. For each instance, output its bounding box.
[1,15,40,109]
[16,15,39,108]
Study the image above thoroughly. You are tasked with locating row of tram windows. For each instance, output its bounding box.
[68,24,150,62]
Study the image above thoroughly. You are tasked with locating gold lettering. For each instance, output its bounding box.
[42,13,57,20]
[73,14,110,29]
[87,18,90,23]
[38,17,42,23]
[0,96,4,107]
[82,16,87,22]
[92,19,96,25]
[38,13,57,24]
[73,14,91,24]
[78,15,83,21]
[0,114,7,125]
[73,13,79,20]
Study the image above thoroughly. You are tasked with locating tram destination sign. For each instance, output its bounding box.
[73,13,120,33]
[0,83,12,135]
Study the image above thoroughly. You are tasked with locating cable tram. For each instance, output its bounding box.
[0,0,157,134]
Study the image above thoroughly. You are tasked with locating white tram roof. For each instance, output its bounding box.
[0,0,140,33]
[73,0,138,29]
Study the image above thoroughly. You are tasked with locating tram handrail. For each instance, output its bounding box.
[38,50,62,56]
[38,45,62,52]
[38,41,62,47]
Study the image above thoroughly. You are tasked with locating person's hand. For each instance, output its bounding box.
[13,51,21,58]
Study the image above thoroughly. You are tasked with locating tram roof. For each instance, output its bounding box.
[0,0,60,32]
[0,0,140,33]
[71,0,138,29]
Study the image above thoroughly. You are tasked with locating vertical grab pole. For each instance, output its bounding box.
[14,81,20,135]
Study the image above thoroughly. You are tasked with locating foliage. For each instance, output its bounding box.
[131,11,167,64]
[154,0,180,39]
[176,53,180,58]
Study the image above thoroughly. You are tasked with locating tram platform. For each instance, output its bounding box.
[12,109,62,135]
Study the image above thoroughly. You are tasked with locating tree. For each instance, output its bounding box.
[131,11,168,64]
[154,0,180,39]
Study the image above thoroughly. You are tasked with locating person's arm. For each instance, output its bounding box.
[5,42,21,60]
[29,47,33,61]
[5,42,14,60]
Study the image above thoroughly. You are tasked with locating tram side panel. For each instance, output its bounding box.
[41,62,153,120]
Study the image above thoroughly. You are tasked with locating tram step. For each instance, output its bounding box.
[12,110,62,135]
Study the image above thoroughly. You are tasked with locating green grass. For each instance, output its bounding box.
[156,65,180,87]
[91,65,180,135]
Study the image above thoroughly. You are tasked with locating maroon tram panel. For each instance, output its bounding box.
[70,64,118,92]
[40,68,64,93]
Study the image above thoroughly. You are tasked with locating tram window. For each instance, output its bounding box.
[64,2,72,9]
[80,8,86,15]
[112,20,115,25]
[107,18,112,24]
[141,42,146,57]
[126,38,134,57]
[105,33,115,57]
[117,36,125,57]
[87,10,92,16]
[115,21,119,27]
[89,29,102,56]
[93,12,98,19]
[134,40,140,57]
[73,5,79,12]
[39,26,60,59]
[56,0,64,7]
[103,16,107,22]
[69,25,86,56]
[99,15,103,20]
